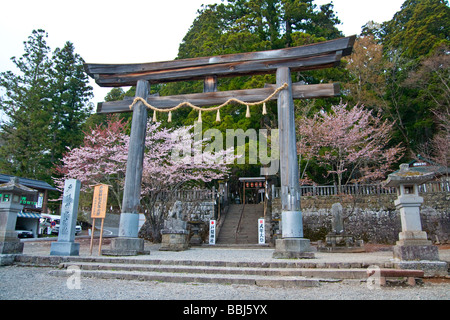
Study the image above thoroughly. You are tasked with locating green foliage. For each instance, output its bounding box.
[6,1,446,190]
[379,0,450,153]
[344,0,449,159]
[0,30,93,183]
[49,41,94,163]
[155,0,345,180]
[382,0,450,59]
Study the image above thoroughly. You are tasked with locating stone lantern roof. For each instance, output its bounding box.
[384,164,435,188]
[0,177,38,196]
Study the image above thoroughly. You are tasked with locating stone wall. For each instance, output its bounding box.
[271,191,450,244]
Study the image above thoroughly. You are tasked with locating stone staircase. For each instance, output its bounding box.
[44,255,371,288]
[217,204,264,245]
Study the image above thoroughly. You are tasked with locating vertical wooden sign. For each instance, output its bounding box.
[90,184,109,255]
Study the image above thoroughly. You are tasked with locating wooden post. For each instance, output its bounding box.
[118,80,150,238]
[276,67,301,213]
[89,218,96,255]
[204,75,217,93]
[273,67,314,258]
[98,218,105,256]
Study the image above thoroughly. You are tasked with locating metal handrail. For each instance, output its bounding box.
[235,203,246,244]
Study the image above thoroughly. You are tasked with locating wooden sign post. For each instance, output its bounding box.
[89,184,109,255]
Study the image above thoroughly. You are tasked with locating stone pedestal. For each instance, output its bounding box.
[159,218,189,251]
[49,242,80,256]
[272,238,315,259]
[160,232,189,251]
[317,233,365,253]
[102,237,147,256]
[393,231,439,261]
[273,211,315,259]
[103,213,148,256]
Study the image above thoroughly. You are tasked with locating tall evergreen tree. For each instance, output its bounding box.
[0,29,53,180]
[49,41,93,163]
[0,30,93,182]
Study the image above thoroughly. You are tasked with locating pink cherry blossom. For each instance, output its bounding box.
[297,104,404,189]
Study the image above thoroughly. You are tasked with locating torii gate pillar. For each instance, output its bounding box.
[103,80,149,256]
[273,67,314,259]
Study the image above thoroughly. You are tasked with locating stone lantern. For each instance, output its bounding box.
[385,164,447,276]
[0,177,37,263]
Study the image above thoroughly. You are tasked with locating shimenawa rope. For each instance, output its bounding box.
[128,82,288,122]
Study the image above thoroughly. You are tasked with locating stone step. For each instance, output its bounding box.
[16,254,388,270]
[49,268,321,287]
[48,258,371,288]
[57,261,365,279]
[217,204,264,245]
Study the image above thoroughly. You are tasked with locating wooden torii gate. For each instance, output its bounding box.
[85,35,355,257]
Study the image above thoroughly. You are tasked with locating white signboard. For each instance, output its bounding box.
[209,220,216,245]
[258,218,265,244]
[36,193,44,209]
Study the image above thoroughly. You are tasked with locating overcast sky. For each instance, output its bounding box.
[0,0,405,107]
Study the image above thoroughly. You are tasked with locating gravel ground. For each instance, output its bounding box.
[1,240,449,301]
[0,265,449,301]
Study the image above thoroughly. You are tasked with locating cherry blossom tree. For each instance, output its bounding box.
[297,104,404,189]
[139,123,232,241]
[54,118,232,241]
[53,117,129,210]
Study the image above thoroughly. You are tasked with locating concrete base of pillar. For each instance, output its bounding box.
[102,237,149,256]
[272,238,315,259]
[50,241,80,256]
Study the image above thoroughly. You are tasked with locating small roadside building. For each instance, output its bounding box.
[0,174,59,237]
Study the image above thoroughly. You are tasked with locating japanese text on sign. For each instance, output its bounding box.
[258,219,265,244]
[209,220,216,245]
[91,184,109,219]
